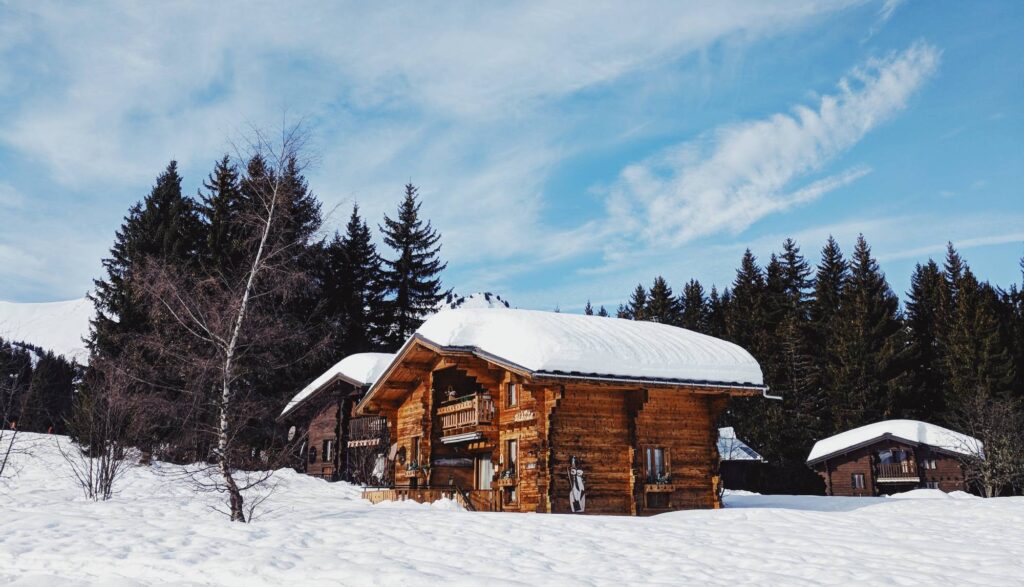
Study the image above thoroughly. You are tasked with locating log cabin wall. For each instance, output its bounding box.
[304,400,340,478]
[814,440,969,496]
[547,387,633,514]
[394,380,431,486]
[634,390,722,512]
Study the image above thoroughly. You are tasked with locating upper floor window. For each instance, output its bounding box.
[506,383,518,408]
[924,458,937,470]
[506,438,518,474]
[308,447,318,464]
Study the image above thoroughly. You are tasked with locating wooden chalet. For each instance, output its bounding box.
[807,420,981,496]
[279,353,394,483]
[356,308,767,514]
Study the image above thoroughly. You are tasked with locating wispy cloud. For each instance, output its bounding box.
[0,182,24,208]
[604,41,940,249]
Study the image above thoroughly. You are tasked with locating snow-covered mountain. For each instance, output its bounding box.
[441,291,511,310]
[0,298,94,364]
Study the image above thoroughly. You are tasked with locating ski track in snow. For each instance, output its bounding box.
[1,433,1023,586]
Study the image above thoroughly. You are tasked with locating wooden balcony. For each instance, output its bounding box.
[437,394,495,439]
[875,461,920,483]
[348,416,386,446]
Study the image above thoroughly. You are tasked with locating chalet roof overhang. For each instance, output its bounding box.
[277,373,363,422]
[805,432,966,467]
[356,333,768,415]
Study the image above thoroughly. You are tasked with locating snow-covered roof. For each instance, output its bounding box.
[281,353,394,418]
[0,298,94,364]
[412,308,764,387]
[807,420,982,464]
[718,427,764,461]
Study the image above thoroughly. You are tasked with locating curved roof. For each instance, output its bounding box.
[414,308,763,387]
[280,352,394,418]
[807,419,982,464]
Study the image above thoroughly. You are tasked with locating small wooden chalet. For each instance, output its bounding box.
[807,420,982,496]
[356,308,767,514]
[279,353,394,483]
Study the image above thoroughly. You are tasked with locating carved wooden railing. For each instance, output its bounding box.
[437,394,495,431]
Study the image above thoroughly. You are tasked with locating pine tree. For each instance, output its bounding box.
[905,260,946,418]
[828,235,905,431]
[597,305,609,317]
[706,286,729,338]
[624,284,648,321]
[380,183,448,347]
[679,279,708,332]
[938,245,1015,418]
[326,205,388,355]
[88,161,204,358]
[645,276,680,324]
[724,250,765,350]
[808,236,848,433]
[584,300,595,316]
[197,155,244,275]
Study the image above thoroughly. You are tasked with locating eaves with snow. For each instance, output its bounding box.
[280,352,394,418]
[806,419,983,465]
[394,308,764,389]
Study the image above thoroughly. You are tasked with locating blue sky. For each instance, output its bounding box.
[1,1,1021,310]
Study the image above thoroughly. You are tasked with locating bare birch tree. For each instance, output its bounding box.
[135,124,326,521]
[949,390,1024,497]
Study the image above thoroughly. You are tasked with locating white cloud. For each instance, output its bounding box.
[605,41,940,248]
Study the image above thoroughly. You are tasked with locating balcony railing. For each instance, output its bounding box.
[437,394,495,431]
[875,461,919,482]
[349,416,386,440]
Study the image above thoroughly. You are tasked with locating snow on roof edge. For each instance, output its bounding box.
[281,352,394,418]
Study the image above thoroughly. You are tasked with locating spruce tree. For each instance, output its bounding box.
[938,245,1015,418]
[808,236,848,433]
[905,260,946,418]
[724,250,765,351]
[327,205,388,355]
[380,183,448,347]
[89,161,203,358]
[828,235,905,430]
[197,155,244,275]
[584,300,595,316]
[597,305,609,317]
[679,279,708,332]
[706,286,729,338]
[645,276,680,324]
[624,284,648,321]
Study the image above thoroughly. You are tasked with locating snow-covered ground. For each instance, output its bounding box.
[2,433,1022,586]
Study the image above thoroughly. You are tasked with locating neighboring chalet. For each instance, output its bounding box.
[807,420,982,496]
[717,427,765,491]
[279,353,394,482]
[356,308,767,514]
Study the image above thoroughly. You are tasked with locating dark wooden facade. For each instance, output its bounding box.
[357,337,761,514]
[280,381,389,484]
[809,435,968,496]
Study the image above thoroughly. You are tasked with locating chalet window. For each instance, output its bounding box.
[924,459,937,470]
[506,382,518,408]
[323,439,334,463]
[506,439,518,474]
[411,436,421,467]
[309,447,318,464]
[645,447,667,483]
[505,486,517,505]
[851,473,865,490]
